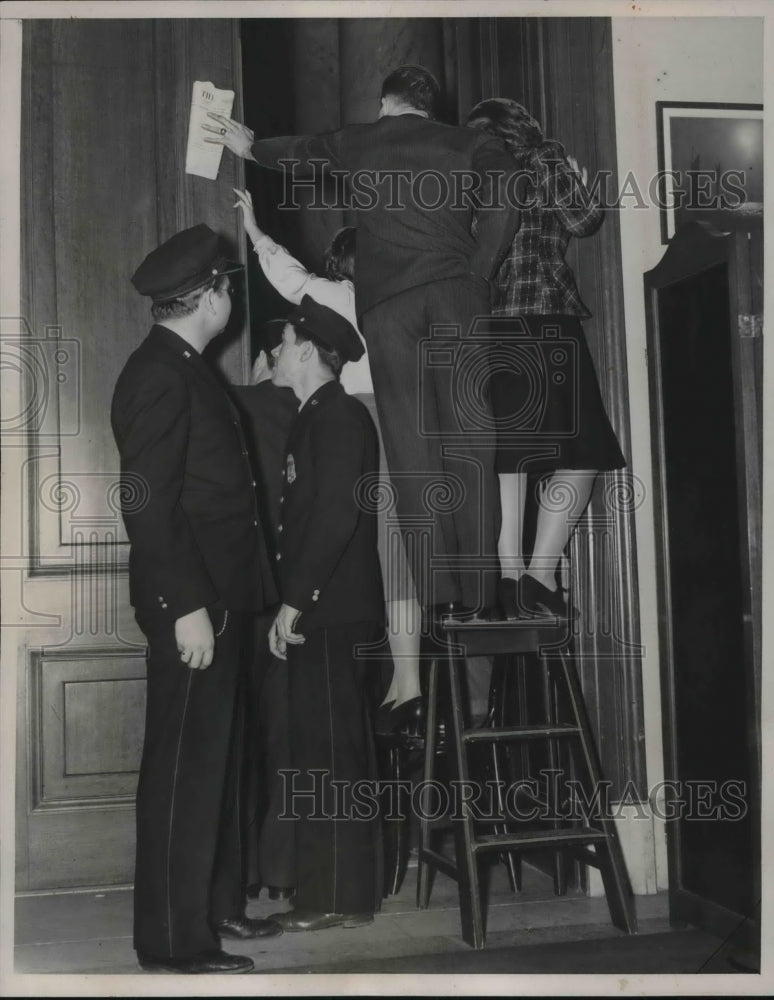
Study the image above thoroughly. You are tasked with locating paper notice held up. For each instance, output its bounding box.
[185,81,235,180]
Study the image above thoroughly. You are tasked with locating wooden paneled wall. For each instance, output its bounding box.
[17,18,247,890]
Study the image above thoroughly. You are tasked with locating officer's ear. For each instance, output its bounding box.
[298,340,315,363]
[201,286,218,316]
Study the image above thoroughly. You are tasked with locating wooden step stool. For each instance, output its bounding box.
[416,615,638,949]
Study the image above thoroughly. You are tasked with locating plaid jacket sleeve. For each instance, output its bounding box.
[543,156,603,237]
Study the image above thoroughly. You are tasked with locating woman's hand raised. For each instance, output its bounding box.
[566,155,589,188]
[232,188,262,245]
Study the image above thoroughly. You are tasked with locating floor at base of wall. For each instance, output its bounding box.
[14,858,753,977]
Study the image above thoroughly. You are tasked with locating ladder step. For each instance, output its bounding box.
[472,827,606,853]
[418,847,458,881]
[571,846,603,869]
[462,724,579,743]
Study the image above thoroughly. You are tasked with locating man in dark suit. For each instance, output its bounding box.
[230,321,298,901]
[265,295,383,931]
[111,224,282,974]
[207,65,520,616]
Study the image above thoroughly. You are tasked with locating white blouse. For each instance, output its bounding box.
[252,235,373,396]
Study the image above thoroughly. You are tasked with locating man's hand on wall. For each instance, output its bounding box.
[175,607,215,670]
[203,112,256,160]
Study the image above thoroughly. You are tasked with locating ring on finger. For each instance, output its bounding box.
[220,127,227,135]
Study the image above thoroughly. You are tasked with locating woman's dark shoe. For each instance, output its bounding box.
[388,696,426,737]
[517,574,568,617]
[374,699,396,734]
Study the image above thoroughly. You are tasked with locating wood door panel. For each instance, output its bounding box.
[17,17,246,890]
[64,679,146,777]
[27,808,137,890]
[31,650,146,807]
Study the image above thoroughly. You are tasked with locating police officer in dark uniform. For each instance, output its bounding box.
[230,321,298,899]
[266,295,384,931]
[111,224,282,974]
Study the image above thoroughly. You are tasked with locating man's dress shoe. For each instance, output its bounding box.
[497,577,520,620]
[215,916,283,939]
[269,908,373,932]
[137,948,255,974]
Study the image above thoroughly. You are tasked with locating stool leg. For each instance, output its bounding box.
[446,644,485,949]
[416,658,439,910]
[542,658,568,896]
[489,657,521,893]
[556,647,637,934]
[382,744,411,897]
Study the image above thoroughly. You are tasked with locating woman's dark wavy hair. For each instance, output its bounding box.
[323,226,356,282]
[465,98,545,152]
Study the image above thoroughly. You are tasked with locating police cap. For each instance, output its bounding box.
[287,294,364,363]
[132,223,243,302]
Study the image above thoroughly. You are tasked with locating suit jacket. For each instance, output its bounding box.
[250,114,521,318]
[230,380,298,558]
[111,325,277,624]
[277,380,383,631]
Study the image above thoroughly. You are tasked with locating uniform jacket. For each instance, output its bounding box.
[276,380,384,631]
[250,114,521,319]
[491,141,604,318]
[230,380,298,559]
[111,324,277,624]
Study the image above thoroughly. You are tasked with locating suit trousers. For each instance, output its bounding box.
[246,610,296,891]
[286,622,382,915]
[132,607,246,959]
[362,275,500,609]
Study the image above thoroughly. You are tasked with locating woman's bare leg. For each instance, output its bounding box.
[380,597,422,707]
[527,470,598,589]
[497,472,529,581]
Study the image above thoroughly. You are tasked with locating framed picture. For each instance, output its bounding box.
[655,101,763,243]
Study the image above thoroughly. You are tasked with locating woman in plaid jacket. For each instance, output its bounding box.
[466,98,625,619]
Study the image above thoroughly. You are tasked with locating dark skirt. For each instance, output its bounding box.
[487,314,626,475]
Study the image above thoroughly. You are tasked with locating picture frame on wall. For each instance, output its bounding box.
[655,101,763,243]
